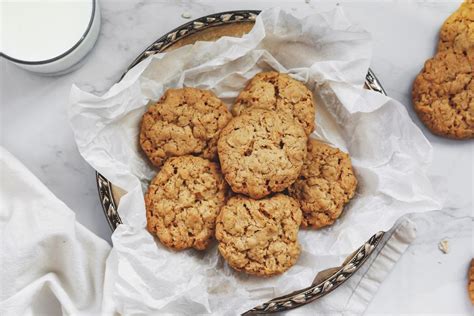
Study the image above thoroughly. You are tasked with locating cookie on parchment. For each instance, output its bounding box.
[145,155,227,250]
[140,88,232,167]
[218,109,307,199]
[412,48,473,139]
[288,139,357,229]
[215,194,302,276]
[232,72,316,135]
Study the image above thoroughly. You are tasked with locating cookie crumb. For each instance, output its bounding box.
[181,12,192,19]
[438,240,449,254]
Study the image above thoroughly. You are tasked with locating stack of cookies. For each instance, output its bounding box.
[412,0,473,139]
[140,72,357,277]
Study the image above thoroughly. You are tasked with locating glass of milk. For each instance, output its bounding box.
[1,0,101,75]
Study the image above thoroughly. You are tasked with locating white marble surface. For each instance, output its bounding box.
[1,0,472,314]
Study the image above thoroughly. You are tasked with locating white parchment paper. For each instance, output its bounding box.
[69,8,442,315]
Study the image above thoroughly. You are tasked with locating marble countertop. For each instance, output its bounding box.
[1,0,472,314]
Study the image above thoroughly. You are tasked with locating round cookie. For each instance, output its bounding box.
[232,71,316,135]
[412,48,474,139]
[215,194,302,276]
[437,1,474,54]
[145,155,227,250]
[140,87,232,167]
[288,139,357,229]
[217,109,307,199]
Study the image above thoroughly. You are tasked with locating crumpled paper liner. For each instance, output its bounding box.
[69,8,442,315]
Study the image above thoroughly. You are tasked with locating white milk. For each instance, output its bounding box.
[1,0,100,74]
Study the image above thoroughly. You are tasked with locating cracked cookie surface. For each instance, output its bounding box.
[412,1,474,139]
[215,194,302,276]
[217,109,307,199]
[412,48,474,139]
[232,72,316,135]
[145,155,227,250]
[140,87,232,167]
[288,139,357,229]
[437,0,474,54]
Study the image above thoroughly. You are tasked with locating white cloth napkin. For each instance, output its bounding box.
[0,147,111,316]
[0,148,416,315]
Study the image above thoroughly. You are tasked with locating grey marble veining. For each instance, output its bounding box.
[0,0,472,314]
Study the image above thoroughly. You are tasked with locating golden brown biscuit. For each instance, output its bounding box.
[140,88,232,167]
[288,139,357,229]
[469,258,474,304]
[218,109,307,199]
[145,155,227,250]
[412,48,474,139]
[412,1,474,139]
[437,0,474,55]
[232,72,316,135]
[215,194,302,276]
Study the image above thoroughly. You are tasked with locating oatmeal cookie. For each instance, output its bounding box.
[145,155,227,250]
[437,0,474,55]
[217,109,307,199]
[232,72,316,135]
[140,88,232,167]
[215,194,302,276]
[288,139,357,229]
[412,48,474,139]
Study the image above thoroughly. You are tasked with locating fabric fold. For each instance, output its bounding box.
[0,147,111,316]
